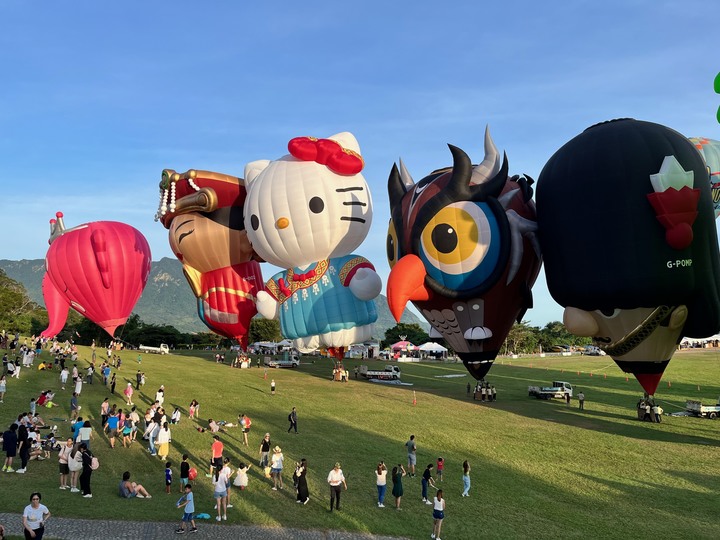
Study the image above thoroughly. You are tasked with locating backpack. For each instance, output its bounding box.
[90,456,100,470]
[288,413,292,421]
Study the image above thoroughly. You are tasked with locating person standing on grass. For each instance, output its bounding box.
[58,438,73,489]
[405,435,417,477]
[68,444,83,492]
[375,461,387,508]
[59,367,69,390]
[270,379,276,395]
[295,458,309,504]
[165,462,173,494]
[239,414,251,446]
[176,484,197,534]
[461,460,471,497]
[270,446,284,490]
[327,462,347,511]
[436,457,444,483]
[212,464,228,522]
[208,435,223,478]
[106,411,120,449]
[69,393,79,421]
[578,390,585,410]
[431,489,445,540]
[110,373,116,395]
[157,422,171,460]
[287,407,298,434]
[74,374,83,396]
[0,374,5,403]
[180,454,190,493]
[79,443,94,498]
[23,492,51,540]
[221,457,234,509]
[2,423,18,472]
[124,383,134,406]
[421,463,436,504]
[259,433,271,468]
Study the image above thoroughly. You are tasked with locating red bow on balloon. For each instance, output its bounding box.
[288,136,364,175]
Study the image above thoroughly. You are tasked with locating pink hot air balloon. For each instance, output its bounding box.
[41,212,152,338]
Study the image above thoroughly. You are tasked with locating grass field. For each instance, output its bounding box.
[1,344,720,539]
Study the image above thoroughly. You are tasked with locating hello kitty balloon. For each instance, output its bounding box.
[244,132,382,358]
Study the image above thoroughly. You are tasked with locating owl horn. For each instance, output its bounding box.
[388,163,410,209]
[470,126,502,186]
[447,144,473,192]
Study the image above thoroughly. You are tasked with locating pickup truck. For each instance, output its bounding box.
[263,354,300,368]
[359,365,401,380]
[138,343,170,355]
[686,399,720,419]
[528,381,573,400]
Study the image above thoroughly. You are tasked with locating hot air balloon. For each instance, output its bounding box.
[688,137,720,218]
[41,213,152,338]
[385,128,542,380]
[536,118,720,396]
[155,169,262,350]
[243,132,381,359]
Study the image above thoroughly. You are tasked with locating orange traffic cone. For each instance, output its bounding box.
[667,381,671,388]
[413,391,417,406]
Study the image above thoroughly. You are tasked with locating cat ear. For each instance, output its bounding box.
[327,132,361,157]
[244,160,270,185]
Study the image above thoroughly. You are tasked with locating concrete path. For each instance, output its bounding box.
[0,512,406,539]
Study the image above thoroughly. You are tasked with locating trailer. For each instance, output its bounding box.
[686,399,720,419]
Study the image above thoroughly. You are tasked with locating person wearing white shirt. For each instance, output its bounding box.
[327,462,347,511]
[431,489,446,540]
[23,492,51,539]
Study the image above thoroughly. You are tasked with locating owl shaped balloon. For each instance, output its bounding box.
[244,132,382,358]
[386,128,542,380]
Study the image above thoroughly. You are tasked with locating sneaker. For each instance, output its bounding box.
[146,495,152,498]
[205,474,212,478]
[422,498,427,503]
[214,504,218,510]
[215,516,221,522]
[176,528,186,534]
[190,528,198,533]
[222,515,227,521]
[59,486,67,490]
[5,467,13,473]
[425,500,433,505]
[16,468,26,474]
[83,494,93,498]
[1,466,5,472]
[296,500,302,503]
[378,503,385,508]
[304,497,309,505]
[226,504,233,508]
[70,488,80,493]
[136,494,145,498]
[431,535,436,539]
[271,487,277,491]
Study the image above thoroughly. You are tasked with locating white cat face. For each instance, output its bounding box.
[244,133,373,269]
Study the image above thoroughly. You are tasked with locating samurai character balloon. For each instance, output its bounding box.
[155,169,263,350]
[243,132,382,359]
[537,118,720,396]
[386,127,542,380]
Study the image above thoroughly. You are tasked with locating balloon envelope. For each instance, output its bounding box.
[43,216,152,337]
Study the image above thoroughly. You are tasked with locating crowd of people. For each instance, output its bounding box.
[2,334,471,539]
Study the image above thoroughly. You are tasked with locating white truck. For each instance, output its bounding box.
[138,343,170,355]
[686,399,720,419]
[264,354,300,368]
[359,365,401,380]
[528,381,573,400]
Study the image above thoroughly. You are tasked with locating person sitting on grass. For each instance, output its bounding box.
[119,471,152,498]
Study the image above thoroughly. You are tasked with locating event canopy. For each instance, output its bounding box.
[391,340,415,351]
[417,342,448,352]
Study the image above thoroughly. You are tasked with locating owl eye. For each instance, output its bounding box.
[418,201,501,291]
[596,308,621,319]
[250,215,259,231]
[386,220,399,268]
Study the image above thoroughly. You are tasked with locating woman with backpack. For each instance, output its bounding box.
[79,443,95,498]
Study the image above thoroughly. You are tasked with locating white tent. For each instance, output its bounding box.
[418,342,448,352]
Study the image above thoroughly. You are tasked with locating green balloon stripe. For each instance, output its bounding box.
[715,72,720,93]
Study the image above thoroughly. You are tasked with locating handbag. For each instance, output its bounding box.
[90,456,100,470]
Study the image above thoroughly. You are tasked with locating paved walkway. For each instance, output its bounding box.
[0,512,407,540]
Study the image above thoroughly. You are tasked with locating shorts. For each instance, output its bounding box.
[182,512,194,522]
[59,463,70,474]
[214,489,227,499]
[127,491,137,498]
[181,478,189,487]
[408,453,416,466]
[108,429,118,438]
[166,479,172,486]
[433,509,445,520]
[271,467,282,474]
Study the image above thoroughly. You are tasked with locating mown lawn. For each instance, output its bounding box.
[1,344,719,539]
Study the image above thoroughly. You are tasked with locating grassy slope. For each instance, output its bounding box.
[1,345,719,539]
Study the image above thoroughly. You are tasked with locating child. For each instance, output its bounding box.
[436,457,444,482]
[234,462,251,490]
[166,461,173,494]
[180,454,190,493]
[171,407,181,424]
[176,484,197,534]
[29,397,37,417]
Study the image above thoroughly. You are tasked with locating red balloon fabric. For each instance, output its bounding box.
[42,216,152,337]
[41,273,70,338]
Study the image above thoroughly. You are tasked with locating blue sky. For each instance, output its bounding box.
[2,1,719,328]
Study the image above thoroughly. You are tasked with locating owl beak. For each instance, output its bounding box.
[386,254,430,322]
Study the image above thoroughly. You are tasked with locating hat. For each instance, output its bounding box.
[156,169,247,228]
[334,462,341,468]
[273,446,282,453]
[264,433,270,438]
